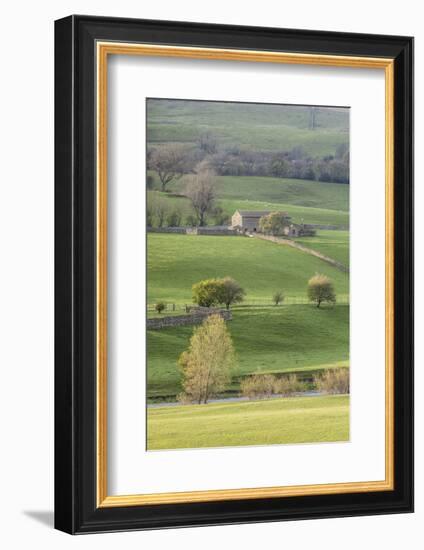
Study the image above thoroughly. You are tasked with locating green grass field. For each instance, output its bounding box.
[172,175,349,212]
[148,172,349,227]
[147,305,349,401]
[147,233,349,304]
[147,99,349,156]
[147,233,349,401]
[296,230,350,267]
[147,394,349,450]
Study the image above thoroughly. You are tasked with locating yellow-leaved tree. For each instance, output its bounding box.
[178,314,236,404]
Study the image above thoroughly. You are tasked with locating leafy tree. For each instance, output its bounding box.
[273,291,284,306]
[211,205,229,225]
[166,209,183,227]
[149,144,189,192]
[259,211,291,235]
[192,277,244,310]
[152,194,168,227]
[147,191,168,227]
[192,278,224,307]
[270,157,289,178]
[185,169,216,227]
[185,214,198,227]
[155,302,166,314]
[220,277,245,310]
[146,192,155,227]
[307,274,336,308]
[178,315,236,404]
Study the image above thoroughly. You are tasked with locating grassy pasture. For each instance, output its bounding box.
[148,191,349,228]
[170,175,349,212]
[147,394,349,450]
[296,230,350,267]
[147,233,349,304]
[147,305,349,401]
[221,199,349,227]
[148,172,349,227]
[147,233,349,401]
[147,99,349,156]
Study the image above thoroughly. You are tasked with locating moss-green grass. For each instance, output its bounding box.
[147,99,349,156]
[147,305,349,401]
[148,172,349,227]
[172,175,349,212]
[147,233,349,304]
[147,394,349,450]
[296,230,350,267]
[221,199,349,227]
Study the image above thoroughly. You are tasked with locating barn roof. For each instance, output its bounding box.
[235,210,289,217]
[235,210,271,217]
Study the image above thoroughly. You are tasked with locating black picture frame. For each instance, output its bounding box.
[55,14,414,534]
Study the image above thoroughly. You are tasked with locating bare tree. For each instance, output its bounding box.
[185,169,216,227]
[198,131,218,154]
[149,144,188,192]
[273,291,284,306]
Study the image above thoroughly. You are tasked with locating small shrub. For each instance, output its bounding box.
[240,374,277,399]
[314,368,349,395]
[177,392,193,405]
[275,374,305,396]
[185,214,198,227]
[166,209,182,227]
[273,291,284,306]
[155,302,166,314]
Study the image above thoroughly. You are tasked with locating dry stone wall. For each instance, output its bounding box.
[147,306,232,330]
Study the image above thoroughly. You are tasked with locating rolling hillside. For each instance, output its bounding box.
[147,305,349,401]
[148,173,349,227]
[147,99,349,156]
[147,233,349,304]
[147,233,349,401]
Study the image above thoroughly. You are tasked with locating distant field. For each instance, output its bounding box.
[147,305,349,401]
[147,99,349,156]
[148,172,349,227]
[147,233,349,304]
[148,191,349,228]
[297,230,350,267]
[221,199,349,227]
[147,394,349,450]
[170,175,349,212]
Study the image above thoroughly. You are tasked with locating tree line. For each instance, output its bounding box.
[147,136,349,190]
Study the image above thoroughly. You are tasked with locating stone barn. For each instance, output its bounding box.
[231,210,271,233]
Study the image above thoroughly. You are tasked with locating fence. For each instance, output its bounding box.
[147,306,232,329]
[147,295,350,314]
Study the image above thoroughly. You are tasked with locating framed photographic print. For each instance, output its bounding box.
[54,15,413,534]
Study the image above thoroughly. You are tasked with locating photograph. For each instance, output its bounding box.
[145,98,350,451]
[52,12,413,535]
